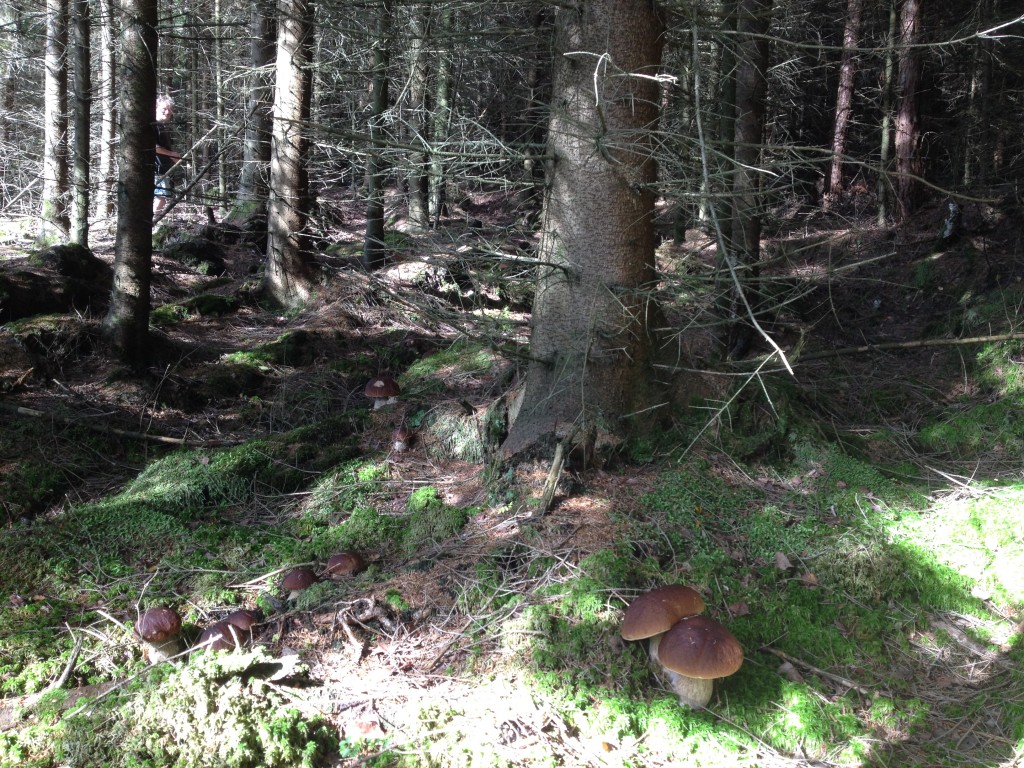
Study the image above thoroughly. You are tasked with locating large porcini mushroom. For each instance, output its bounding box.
[280,567,318,600]
[620,584,705,643]
[324,552,366,580]
[652,614,744,709]
[365,376,400,409]
[135,606,183,663]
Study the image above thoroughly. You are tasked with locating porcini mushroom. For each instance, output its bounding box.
[135,606,183,663]
[365,376,400,409]
[223,609,261,643]
[196,621,236,652]
[620,584,705,643]
[324,551,366,580]
[392,424,413,452]
[280,567,318,600]
[652,614,744,709]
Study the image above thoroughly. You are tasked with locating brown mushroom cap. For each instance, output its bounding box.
[280,567,318,594]
[656,614,744,680]
[365,376,400,399]
[197,621,236,652]
[135,607,183,643]
[224,609,261,632]
[620,585,706,641]
[324,552,366,579]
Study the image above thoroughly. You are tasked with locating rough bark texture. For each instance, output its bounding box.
[236,0,276,209]
[263,0,316,307]
[404,7,430,234]
[894,0,922,221]
[824,0,863,208]
[102,0,157,366]
[501,0,666,459]
[39,0,70,243]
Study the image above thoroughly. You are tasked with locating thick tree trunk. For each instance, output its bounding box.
[102,0,157,366]
[71,0,90,245]
[501,0,666,460]
[236,0,275,209]
[263,0,316,307]
[823,0,863,209]
[894,0,922,221]
[428,7,451,226]
[39,0,70,244]
[362,0,392,270]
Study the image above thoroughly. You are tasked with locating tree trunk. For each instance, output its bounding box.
[404,6,430,234]
[71,0,90,245]
[235,0,275,210]
[724,0,772,359]
[894,0,922,221]
[876,0,897,224]
[102,0,157,366]
[823,0,863,209]
[39,0,70,244]
[428,7,451,226]
[263,0,316,307]
[97,0,117,219]
[501,0,666,460]
[362,0,392,270]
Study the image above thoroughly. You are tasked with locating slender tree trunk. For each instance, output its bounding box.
[236,0,275,210]
[404,6,430,234]
[428,7,452,226]
[714,0,739,240]
[39,0,70,244]
[501,0,667,459]
[97,0,117,219]
[363,0,392,270]
[724,0,772,358]
[823,0,863,209]
[876,0,897,224]
[263,0,316,307]
[102,0,157,366]
[894,0,922,221]
[71,0,90,245]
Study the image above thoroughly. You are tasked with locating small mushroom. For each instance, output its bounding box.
[280,567,318,600]
[196,621,237,652]
[392,424,413,452]
[365,376,401,409]
[324,551,366,580]
[652,614,744,709]
[135,606,183,663]
[223,609,261,643]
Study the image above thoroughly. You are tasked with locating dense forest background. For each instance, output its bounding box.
[1,1,1023,767]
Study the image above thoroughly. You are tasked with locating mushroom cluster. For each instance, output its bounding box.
[621,585,743,709]
[279,551,368,600]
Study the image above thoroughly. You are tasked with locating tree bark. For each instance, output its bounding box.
[823,0,863,209]
[263,0,316,307]
[363,0,392,270]
[39,0,70,244]
[102,0,157,366]
[71,0,90,245]
[404,6,431,234]
[236,0,276,210]
[894,0,922,221]
[97,0,117,219]
[501,0,667,460]
[724,0,772,359]
[876,0,897,224]
[428,7,452,226]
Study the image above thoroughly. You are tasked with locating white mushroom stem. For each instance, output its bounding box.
[649,634,714,709]
[143,636,182,664]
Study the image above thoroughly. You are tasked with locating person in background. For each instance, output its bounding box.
[153,94,182,217]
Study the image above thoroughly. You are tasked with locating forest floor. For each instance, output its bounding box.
[1,188,1023,768]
